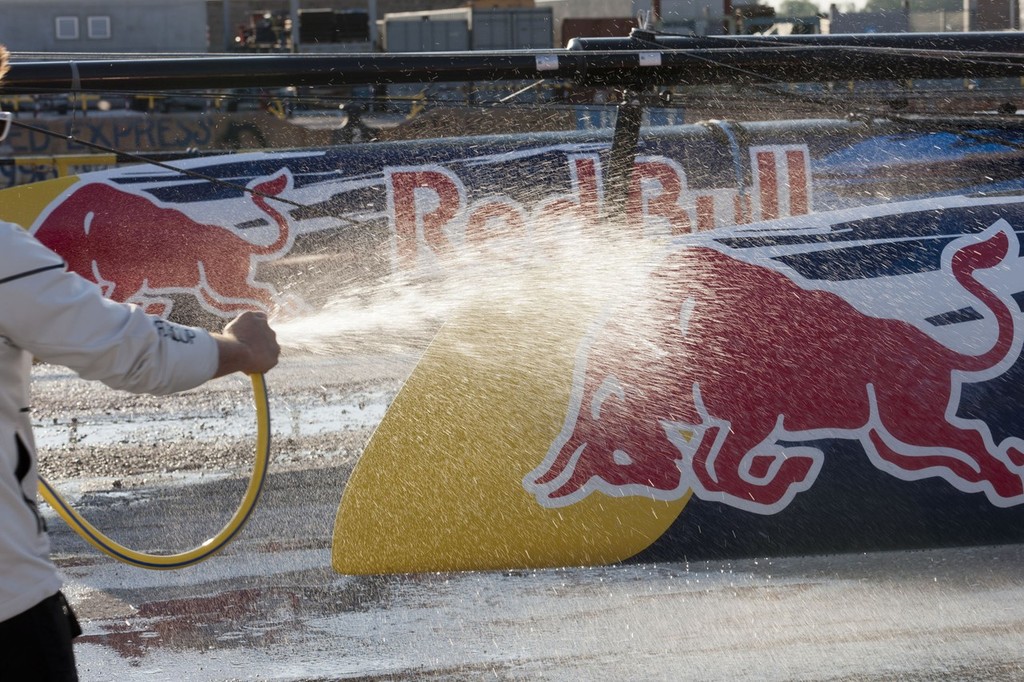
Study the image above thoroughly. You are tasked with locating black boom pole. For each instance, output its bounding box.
[3,32,1024,93]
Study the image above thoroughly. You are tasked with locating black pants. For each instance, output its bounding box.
[0,592,80,681]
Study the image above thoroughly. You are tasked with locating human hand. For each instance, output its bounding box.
[212,311,281,378]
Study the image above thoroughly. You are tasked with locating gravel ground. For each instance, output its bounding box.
[31,352,418,483]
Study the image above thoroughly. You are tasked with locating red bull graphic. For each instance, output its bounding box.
[30,171,295,317]
[525,216,1024,515]
[11,116,1022,320]
[385,146,812,272]
[13,141,812,322]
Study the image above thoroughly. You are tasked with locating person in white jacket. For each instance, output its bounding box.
[0,48,280,682]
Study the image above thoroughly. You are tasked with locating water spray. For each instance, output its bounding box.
[36,373,271,569]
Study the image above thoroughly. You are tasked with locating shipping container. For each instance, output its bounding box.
[298,9,336,43]
[472,8,553,50]
[385,14,471,52]
[335,10,370,42]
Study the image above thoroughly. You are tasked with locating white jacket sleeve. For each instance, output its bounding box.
[0,221,218,395]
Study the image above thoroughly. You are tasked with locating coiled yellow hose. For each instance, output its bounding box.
[37,373,271,569]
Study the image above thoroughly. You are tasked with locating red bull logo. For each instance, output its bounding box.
[31,172,295,318]
[385,145,811,273]
[524,220,1024,514]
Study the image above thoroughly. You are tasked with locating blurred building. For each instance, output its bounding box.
[828,0,1018,32]
[964,0,1019,29]
[1,0,1019,59]
[828,5,910,32]
[652,0,732,34]
[0,0,208,53]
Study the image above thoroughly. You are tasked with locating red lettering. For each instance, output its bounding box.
[756,151,779,221]
[466,199,529,262]
[629,160,692,236]
[385,145,813,275]
[696,195,715,231]
[388,169,462,271]
[535,197,579,225]
[787,149,809,215]
[571,156,601,224]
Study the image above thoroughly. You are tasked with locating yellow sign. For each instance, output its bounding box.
[0,175,78,228]
[333,289,689,574]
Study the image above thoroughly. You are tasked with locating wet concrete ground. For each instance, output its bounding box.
[34,356,1024,681]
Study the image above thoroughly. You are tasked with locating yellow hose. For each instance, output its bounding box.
[37,373,271,570]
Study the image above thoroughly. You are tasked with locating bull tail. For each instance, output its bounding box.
[249,173,293,256]
[952,227,1017,372]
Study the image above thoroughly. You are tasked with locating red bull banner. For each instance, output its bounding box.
[333,193,1024,573]
[2,121,835,323]
[8,117,1024,572]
